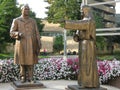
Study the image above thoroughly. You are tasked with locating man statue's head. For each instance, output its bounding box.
[21,4,30,17]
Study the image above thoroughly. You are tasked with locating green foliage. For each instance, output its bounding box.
[0,0,20,43]
[96,50,120,60]
[35,18,44,33]
[93,11,106,51]
[97,55,115,61]
[46,0,81,24]
[38,55,49,59]
[96,37,107,51]
[53,35,64,53]
[45,0,104,32]
[0,0,20,53]
[29,11,44,33]
[45,0,105,28]
[93,11,104,28]
[0,53,13,59]
[45,0,82,37]
[0,53,48,59]
[97,52,120,61]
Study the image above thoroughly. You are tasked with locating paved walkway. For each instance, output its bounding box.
[0,80,120,90]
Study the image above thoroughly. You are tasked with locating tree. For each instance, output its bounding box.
[93,11,107,51]
[93,11,104,28]
[29,11,44,33]
[53,35,64,53]
[45,0,104,29]
[0,0,20,53]
[45,0,81,24]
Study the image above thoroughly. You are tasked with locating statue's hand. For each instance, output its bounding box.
[73,34,79,42]
[17,33,23,40]
[19,33,23,37]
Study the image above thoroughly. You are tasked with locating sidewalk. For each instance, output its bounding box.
[0,80,119,90]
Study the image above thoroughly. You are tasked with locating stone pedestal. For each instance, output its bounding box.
[12,81,45,90]
[66,85,107,90]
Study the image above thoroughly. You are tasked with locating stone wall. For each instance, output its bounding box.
[66,36,78,53]
[41,36,54,52]
[41,36,78,53]
[6,36,79,54]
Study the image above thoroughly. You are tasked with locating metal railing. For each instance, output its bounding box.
[87,0,120,6]
[96,27,120,36]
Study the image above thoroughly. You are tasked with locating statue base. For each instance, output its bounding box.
[12,81,45,90]
[66,85,107,90]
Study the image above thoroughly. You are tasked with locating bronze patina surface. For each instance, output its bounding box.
[65,5,102,89]
[10,4,41,83]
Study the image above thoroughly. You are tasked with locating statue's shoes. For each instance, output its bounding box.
[28,79,36,84]
[30,80,36,84]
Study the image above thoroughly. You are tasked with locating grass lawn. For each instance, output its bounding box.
[97,50,120,60]
[0,53,14,59]
[0,53,49,59]
[0,51,120,60]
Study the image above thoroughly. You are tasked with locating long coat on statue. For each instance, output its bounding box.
[65,7,99,87]
[10,16,41,65]
[78,20,99,88]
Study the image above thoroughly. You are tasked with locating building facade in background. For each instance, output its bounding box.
[87,0,116,28]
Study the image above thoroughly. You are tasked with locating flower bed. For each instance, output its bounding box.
[98,59,120,84]
[0,57,120,83]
